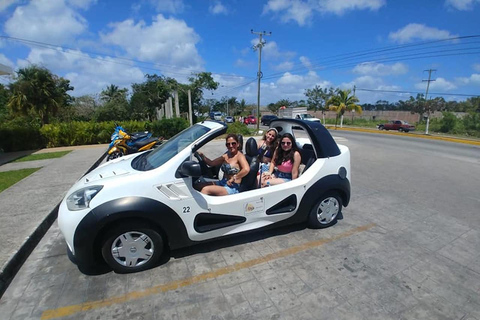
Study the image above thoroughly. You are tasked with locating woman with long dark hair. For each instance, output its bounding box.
[261,133,301,187]
[195,134,250,196]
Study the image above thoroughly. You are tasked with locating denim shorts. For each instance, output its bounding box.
[275,171,292,182]
[215,178,240,194]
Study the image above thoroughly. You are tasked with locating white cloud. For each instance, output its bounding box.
[17,47,145,96]
[209,1,228,15]
[456,74,480,85]
[414,77,457,91]
[299,56,312,69]
[263,0,385,25]
[67,0,97,9]
[389,23,457,44]
[0,0,19,12]
[445,0,480,10]
[251,40,296,61]
[4,0,87,45]
[150,0,185,13]
[0,54,14,75]
[272,61,294,71]
[473,63,480,72]
[353,62,408,76]
[101,14,204,71]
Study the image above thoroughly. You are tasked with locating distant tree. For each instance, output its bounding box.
[100,84,128,103]
[304,85,333,112]
[8,65,74,125]
[327,89,361,128]
[237,99,247,115]
[71,95,98,121]
[130,74,172,121]
[0,84,11,122]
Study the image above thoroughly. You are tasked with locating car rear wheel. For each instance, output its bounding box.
[101,222,164,273]
[307,192,342,229]
[398,128,404,132]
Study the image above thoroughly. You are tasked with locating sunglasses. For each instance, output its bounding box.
[281,141,292,146]
[226,142,237,147]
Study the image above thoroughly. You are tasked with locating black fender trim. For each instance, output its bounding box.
[73,197,192,267]
[194,213,246,233]
[271,174,350,228]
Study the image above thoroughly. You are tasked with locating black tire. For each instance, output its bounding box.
[378,125,384,130]
[398,128,404,132]
[307,191,342,229]
[101,222,164,273]
[107,151,123,161]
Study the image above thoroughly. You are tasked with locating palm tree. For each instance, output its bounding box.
[327,89,362,128]
[8,65,71,125]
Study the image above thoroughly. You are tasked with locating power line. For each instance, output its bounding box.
[262,35,480,81]
[0,35,254,81]
[355,88,479,97]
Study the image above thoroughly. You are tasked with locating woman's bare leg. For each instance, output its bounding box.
[201,185,229,196]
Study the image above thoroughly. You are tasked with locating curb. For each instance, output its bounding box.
[326,126,480,146]
[0,151,107,299]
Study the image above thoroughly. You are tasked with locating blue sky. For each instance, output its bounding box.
[0,0,479,105]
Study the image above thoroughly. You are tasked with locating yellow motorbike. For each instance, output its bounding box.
[107,126,163,161]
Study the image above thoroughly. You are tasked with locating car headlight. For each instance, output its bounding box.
[66,186,103,211]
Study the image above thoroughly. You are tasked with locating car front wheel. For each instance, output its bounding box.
[101,222,164,273]
[308,192,342,229]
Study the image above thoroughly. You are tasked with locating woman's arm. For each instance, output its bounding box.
[291,151,302,179]
[199,152,224,167]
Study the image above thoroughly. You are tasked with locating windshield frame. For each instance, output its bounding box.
[132,124,213,171]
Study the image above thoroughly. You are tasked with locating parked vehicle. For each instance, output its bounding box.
[295,113,321,122]
[225,116,235,123]
[261,115,278,125]
[243,115,257,125]
[279,107,320,122]
[106,126,163,161]
[58,119,351,273]
[377,120,415,132]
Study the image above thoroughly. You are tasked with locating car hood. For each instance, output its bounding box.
[81,154,137,184]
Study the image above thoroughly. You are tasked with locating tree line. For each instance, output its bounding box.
[1,65,478,130]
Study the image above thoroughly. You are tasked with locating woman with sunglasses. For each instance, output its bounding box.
[261,133,301,187]
[195,134,250,196]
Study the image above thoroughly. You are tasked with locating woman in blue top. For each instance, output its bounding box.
[257,128,278,172]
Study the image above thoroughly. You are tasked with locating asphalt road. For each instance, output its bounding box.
[2,131,480,319]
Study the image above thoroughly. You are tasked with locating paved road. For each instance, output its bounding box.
[1,132,480,320]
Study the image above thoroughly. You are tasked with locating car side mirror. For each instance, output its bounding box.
[178,161,202,177]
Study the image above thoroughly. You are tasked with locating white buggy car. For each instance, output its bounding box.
[58,119,351,273]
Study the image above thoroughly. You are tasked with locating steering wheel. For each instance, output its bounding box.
[193,152,209,175]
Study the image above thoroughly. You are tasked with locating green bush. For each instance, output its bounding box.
[0,124,45,152]
[150,118,190,138]
[439,112,457,133]
[226,122,252,136]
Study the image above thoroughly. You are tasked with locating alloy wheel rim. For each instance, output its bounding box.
[111,231,154,267]
[316,197,339,224]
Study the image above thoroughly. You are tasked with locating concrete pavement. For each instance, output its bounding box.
[0,145,107,297]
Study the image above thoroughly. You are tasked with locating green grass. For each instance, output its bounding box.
[0,168,42,192]
[13,150,72,162]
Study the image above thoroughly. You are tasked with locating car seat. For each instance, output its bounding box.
[239,138,259,192]
[299,143,316,174]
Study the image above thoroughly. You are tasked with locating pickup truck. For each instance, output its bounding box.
[377,120,415,132]
[295,113,321,122]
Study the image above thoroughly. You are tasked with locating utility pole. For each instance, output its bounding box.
[251,29,271,131]
[422,69,436,135]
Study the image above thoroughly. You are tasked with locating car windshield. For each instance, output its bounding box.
[132,124,211,171]
[303,114,313,118]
